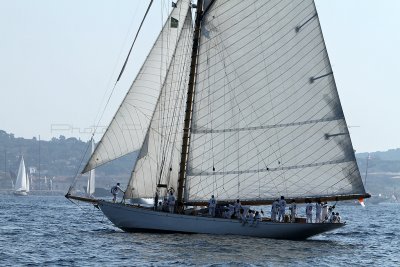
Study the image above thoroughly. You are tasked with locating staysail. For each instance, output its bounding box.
[125,7,193,199]
[184,0,367,204]
[83,0,192,173]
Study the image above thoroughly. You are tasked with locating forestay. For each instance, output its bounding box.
[124,5,193,199]
[83,0,192,173]
[185,0,366,203]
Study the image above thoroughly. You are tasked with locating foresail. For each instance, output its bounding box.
[185,0,366,203]
[83,0,191,173]
[125,8,193,199]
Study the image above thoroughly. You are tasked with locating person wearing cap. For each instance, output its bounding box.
[208,195,217,217]
[110,182,124,203]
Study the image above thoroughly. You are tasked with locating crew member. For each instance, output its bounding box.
[110,183,124,203]
[289,200,297,223]
[306,200,313,223]
[278,196,286,222]
[271,199,279,222]
[321,202,329,222]
[234,199,241,218]
[315,200,322,223]
[168,191,175,213]
[208,195,217,217]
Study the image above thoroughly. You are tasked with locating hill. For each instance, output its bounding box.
[0,130,136,192]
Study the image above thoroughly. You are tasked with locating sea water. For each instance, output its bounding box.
[0,195,399,266]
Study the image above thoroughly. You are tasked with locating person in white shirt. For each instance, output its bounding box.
[335,212,341,223]
[315,200,322,223]
[329,212,336,223]
[228,204,235,219]
[234,199,241,218]
[253,211,262,226]
[239,208,248,225]
[271,199,279,222]
[208,195,217,217]
[278,196,286,222]
[168,191,175,213]
[289,200,297,223]
[247,210,254,224]
[321,202,329,222]
[306,200,313,223]
[110,183,124,203]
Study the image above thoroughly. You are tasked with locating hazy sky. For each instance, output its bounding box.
[0,0,399,153]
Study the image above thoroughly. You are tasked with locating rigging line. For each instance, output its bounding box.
[193,26,324,122]
[116,0,154,83]
[196,6,319,85]
[192,47,328,133]
[300,159,358,197]
[158,3,189,187]
[193,29,325,119]
[191,111,337,183]
[271,127,345,193]
[157,6,188,186]
[197,0,309,64]
[68,137,93,190]
[92,1,154,146]
[92,2,144,128]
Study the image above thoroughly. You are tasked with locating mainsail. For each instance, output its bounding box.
[125,7,193,199]
[83,0,192,173]
[183,0,366,204]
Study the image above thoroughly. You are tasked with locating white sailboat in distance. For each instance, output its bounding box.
[14,156,29,196]
[67,0,370,240]
[86,138,95,197]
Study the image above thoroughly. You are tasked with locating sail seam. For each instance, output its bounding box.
[192,117,343,134]
[188,158,352,176]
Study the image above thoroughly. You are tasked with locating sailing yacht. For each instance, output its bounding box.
[14,156,29,196]
[67,0,370,239]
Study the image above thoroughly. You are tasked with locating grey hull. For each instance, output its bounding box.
[98,201,344,240]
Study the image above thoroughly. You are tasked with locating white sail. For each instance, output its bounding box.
[26,172,30,192]
[185,0,366,203]
[125,7,193,199]
[87,139,96,195]
[15,156,27,192]
[83,0,192,173]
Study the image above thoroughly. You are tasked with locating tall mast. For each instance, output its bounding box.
[176,0,203,209]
